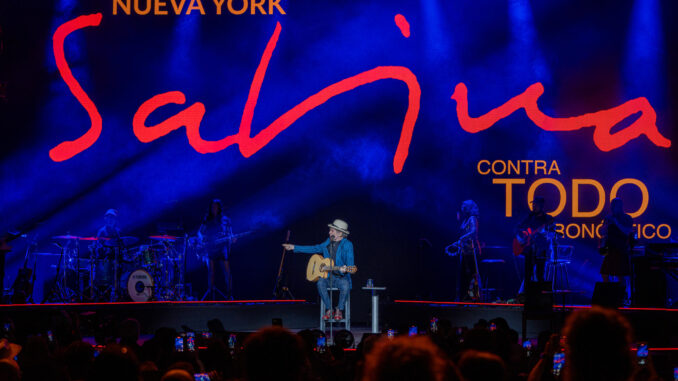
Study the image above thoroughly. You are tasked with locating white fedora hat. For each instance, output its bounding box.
[328,219,349,235]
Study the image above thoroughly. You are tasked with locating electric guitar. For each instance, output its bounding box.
[194,231,253,264]
[512,225,547,256]
[306,254,357,282]
[200,231,252,252]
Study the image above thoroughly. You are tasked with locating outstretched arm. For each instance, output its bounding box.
[282,239,329,254]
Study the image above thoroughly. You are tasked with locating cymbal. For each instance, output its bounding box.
[52,235,81,240]
[79,236,108,241]
[103,236,139,247]
[149,235,178,241]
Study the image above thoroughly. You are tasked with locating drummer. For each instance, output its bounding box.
[89,209,123,300]
[96,209,122,247]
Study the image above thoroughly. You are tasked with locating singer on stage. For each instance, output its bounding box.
[282,219,354,321]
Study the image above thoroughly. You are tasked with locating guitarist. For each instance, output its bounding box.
[282,219,354,321]
[198,199,234,300]
[516,197,554,283]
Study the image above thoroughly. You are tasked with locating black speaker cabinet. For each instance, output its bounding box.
[525,281,553,313]
[592,282,624,308]
[632,257,666,307]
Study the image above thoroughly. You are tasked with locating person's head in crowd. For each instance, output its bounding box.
[63,340,94,381]
[473,319,488,330]
[17,335,53,381]
[295,329,317,354]
[140,361,162,381]
[52,310,80,347]
[458,350,507,381]
[462,327,493,353]
[152,327,178,346]
[0,338,21,379]
[141,327,178,371]
[0,359,20,381]
[432,319,451,336]
[241,327,309,381]
[168,361,195,376]
[356,333,381,358]
[562,306,634,381]
[87,344,139,381]
[361,336,461,381]
[207,319,226,338]
[161,369,194,381]
[201,338,232,376]
[118,318,141,346]
[489,317,509,332]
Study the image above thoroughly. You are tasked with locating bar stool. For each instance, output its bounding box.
[545,245,573,291]
[320,287,350,331]
[480,258,506,302]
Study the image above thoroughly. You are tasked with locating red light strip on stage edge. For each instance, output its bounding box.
[0,300,307,307]
[394,300,678,312]
[394,300,524,307]
[48,13,670,168]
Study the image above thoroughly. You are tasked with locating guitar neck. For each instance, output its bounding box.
[322,265,356,273]
[214,231,249,244]
[324,266,344,271]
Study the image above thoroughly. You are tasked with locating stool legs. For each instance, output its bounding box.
[546,262,571,291]
[319,288,350,331]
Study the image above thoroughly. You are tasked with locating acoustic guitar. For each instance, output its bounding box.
[306,254,357,282]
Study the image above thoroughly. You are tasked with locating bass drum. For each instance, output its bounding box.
[124,269,154,302]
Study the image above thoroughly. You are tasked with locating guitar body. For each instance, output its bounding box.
[513,227,542,256]
[512,233,529,256]
[196,231,252,262]
[203,233,231,253]
[513,237,527,256]
[305,254,357,282]
[306,254,332,282]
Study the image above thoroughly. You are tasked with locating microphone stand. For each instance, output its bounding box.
[273,230,294,299]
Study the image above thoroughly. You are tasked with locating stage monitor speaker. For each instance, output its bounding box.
[592,282,624,308]
[632,257,666,307]
[525,281,553,313]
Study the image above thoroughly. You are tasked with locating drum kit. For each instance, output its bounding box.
[46,234,190,302]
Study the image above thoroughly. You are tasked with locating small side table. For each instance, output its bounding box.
[362,286,386,333]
